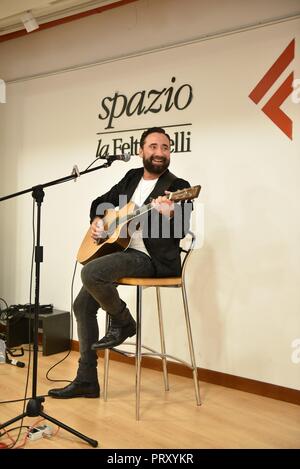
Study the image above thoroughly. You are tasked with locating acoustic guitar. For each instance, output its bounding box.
[77,185,201,265]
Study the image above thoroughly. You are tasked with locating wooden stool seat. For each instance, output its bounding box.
[117,277,182,287]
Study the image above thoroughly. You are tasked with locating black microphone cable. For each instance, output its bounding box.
[45,260,77,384]
[84,157,102,171]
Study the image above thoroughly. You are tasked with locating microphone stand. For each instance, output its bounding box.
[0,159,114,448]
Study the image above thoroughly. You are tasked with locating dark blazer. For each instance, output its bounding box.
[90,168,192,277]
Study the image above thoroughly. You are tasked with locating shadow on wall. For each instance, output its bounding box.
[187,241,224,371]
[0,174,19,304]
[0,93,24,304]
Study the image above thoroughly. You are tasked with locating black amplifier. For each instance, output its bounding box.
[6,304,53,315]
[0,304,53,348]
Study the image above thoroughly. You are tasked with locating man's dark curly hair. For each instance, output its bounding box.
[140,127,171,148]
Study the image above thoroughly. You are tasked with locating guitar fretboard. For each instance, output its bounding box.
[117,202,153,226]
[111,185,199,228]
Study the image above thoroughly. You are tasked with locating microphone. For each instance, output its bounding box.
[101,153,131,163]
[6,357,25,368]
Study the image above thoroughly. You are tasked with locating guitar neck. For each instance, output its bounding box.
[119,202,153,225]
[117,185,200,225]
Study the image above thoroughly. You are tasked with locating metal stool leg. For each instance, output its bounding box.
[103,314,110,401]
[156,287,169,391]
[135,286,142,420]
[181,282,201,405]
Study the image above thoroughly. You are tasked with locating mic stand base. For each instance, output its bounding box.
[0,397,98,447]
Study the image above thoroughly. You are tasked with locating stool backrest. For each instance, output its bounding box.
[180,231,196,278]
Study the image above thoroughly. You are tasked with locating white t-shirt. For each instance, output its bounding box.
[126,177,157,256]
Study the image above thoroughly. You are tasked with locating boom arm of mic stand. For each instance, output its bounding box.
[0,160,113,202]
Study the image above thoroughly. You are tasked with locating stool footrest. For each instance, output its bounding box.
[110,343,195,370]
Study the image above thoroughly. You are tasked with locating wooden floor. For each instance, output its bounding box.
[0,350,300,449]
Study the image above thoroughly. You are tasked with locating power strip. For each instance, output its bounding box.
[27,424,53,441]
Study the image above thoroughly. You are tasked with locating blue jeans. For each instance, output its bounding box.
[73,249,155,382]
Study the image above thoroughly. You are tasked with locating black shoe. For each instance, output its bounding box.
[91,316,136,350]
[48,380,100,399]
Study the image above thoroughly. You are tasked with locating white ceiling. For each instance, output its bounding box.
[0,0,122,34]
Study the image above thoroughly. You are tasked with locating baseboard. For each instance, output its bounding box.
[70,339,300,406]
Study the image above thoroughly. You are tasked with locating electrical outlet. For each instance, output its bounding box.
[27,424,53,441]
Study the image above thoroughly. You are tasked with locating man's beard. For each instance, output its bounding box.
[143,156,170,175]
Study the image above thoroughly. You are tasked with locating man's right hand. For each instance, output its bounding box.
[91,217,105,241]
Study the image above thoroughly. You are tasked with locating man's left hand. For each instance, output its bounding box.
[152,191,174,218]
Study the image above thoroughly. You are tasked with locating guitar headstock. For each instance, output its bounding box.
[169,185,201,202]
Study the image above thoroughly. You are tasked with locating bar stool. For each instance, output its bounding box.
[103,231,201,420]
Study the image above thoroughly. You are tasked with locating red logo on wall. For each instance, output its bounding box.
[249,39,295,140]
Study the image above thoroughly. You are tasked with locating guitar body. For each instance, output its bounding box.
[77,201,136,265]
[76,185,201,265]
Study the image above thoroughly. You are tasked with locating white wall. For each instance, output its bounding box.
[0,0,300,391]
[1,0,300,81]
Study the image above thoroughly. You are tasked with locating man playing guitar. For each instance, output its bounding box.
[48,127,195,399]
